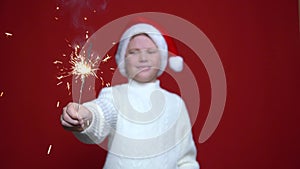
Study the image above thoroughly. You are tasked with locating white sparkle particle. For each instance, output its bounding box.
[56,81,63,86]
[47,145,52,155]
[5,32,13,37]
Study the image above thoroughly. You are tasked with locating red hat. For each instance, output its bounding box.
[115,18,183,77]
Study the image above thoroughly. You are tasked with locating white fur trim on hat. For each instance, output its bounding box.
[115,23,168,77]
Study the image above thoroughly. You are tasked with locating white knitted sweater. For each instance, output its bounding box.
[73,80,199,169]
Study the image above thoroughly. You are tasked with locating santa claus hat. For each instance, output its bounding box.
[115,21,183,77]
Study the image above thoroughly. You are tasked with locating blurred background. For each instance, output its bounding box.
[0,0,299,168]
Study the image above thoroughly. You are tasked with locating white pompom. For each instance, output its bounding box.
[169,56,183,72]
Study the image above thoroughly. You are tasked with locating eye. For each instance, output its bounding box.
[127,49,139,55]
[147,49,158,54]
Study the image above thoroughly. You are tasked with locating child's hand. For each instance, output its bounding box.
[60,102,92,132]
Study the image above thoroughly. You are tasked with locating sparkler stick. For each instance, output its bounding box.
[70,44,98,126]
[55,41,112,127]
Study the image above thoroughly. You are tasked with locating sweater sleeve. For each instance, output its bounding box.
[177,133,200,169]
[73,87,118,144]
[177,99,200,169]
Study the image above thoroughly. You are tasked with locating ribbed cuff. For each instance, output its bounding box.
[73,102,105,144]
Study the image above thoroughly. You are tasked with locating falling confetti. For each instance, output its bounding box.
[47,145,52,155]
[0,92,3,97]
[56,101,60,108]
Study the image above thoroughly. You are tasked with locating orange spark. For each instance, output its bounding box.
[102,54,111,62]
[53,60,63,64]
[5,32,12,37]
[47,145,52,155]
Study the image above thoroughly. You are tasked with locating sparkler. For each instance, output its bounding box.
[69,45,100,111]
[54,38,113,124]
[54,45,99,114]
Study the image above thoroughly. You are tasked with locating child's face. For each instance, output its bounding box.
[125,34,161,83]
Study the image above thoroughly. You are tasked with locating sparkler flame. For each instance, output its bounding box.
[70,45,99,81]
[70,55,98,80]
[55,45,100,82]
[55,41,113,103]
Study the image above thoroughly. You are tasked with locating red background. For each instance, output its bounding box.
[0,0,299,168]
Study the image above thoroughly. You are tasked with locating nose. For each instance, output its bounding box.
[138,52,148,62]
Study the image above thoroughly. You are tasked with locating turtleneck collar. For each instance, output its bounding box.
[127,79,161,97]
[128,79,160,88]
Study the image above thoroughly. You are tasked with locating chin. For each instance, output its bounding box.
[128,69,159,83]
[133,77,155,83]
[133,74,157,83]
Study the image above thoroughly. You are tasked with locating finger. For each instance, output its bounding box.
[62,122,83,132]
[62,111,80,125]
[61,115,83,131]
[66,103,81,120]
[61,118,76,128]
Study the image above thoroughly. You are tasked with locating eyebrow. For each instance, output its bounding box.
[127,47,157,51]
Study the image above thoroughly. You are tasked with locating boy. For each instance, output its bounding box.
[61,23,199,169]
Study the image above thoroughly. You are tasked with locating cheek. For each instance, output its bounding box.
[152,55,161,67]
[124,58,136,74]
